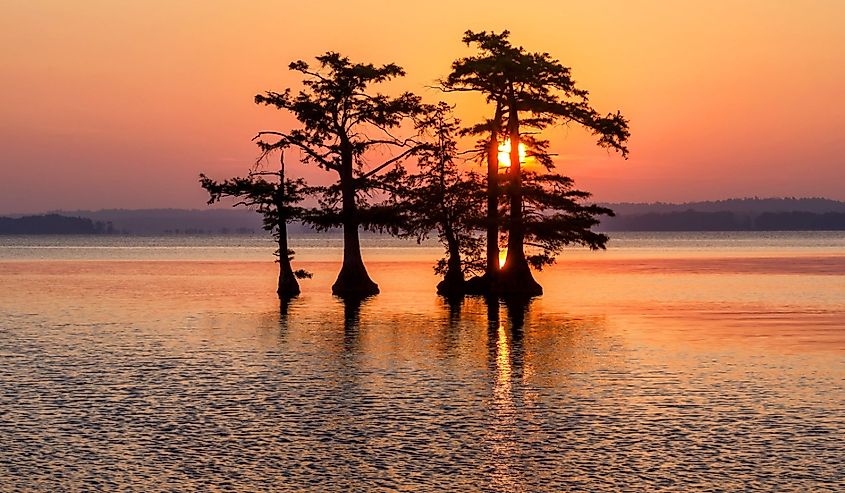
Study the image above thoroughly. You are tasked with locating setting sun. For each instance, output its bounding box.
[497,139,527,169]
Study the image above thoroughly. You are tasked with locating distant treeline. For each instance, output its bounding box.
[0,214,114,235]
[55,198,845,234]
[54,208,266,235]
[7,198,845,234]
[600,210,845,231]
[606,197,845,216]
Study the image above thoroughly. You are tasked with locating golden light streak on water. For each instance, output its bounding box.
[494,321,512,401]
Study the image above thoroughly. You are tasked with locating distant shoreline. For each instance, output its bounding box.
[4,198,845,234]
[3,216,845,235]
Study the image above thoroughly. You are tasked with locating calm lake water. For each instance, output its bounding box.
[1,232,844,491]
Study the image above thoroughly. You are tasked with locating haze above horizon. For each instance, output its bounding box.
[1,1,843,214]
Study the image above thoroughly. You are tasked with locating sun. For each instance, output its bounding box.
[497,139,527,169]
[498,247,507,268]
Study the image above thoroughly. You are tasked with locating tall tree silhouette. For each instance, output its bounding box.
[200,154,311,298]
[444,30,629,297]
[403,103,484,297]
[254,53,423,297]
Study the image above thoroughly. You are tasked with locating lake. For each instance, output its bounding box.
[1,232,843,491]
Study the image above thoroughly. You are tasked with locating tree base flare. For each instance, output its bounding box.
[497,264,543,298]
[332,251,380,298]
[331,275,380,298]
[277,261,302,299]
[463,274,494,296]
[436,269,466,298]
[277,278,301,299]
[436,279,465,298]
[463,269,543,298]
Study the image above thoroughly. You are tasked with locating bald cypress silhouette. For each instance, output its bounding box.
[402,103,485,297]
[444,30,629,297]
[199,154,311,298]
[254,53,424,298]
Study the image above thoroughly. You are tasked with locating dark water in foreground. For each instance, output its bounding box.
[1,233,844,491]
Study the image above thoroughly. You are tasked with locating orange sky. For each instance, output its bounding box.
[1,1,843,213]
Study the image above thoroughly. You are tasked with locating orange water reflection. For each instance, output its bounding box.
[1,250,845,490]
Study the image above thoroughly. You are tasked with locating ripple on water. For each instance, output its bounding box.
[1,255,844,491]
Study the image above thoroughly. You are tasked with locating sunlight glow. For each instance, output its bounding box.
[494,322,511,395]
[497,139,527,169]
[499,248,507,268]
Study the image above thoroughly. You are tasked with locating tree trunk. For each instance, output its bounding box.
[465,104,503,297]
[499,99,542,297]
[332,151,379,298]
[277,220,301,298]
[436,222,465,297]
[275,156,300,299]
[485,104,503,281]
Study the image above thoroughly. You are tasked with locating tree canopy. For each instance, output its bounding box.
[200,32,630,300]
[253,53,425,297]
[443,30,629,297]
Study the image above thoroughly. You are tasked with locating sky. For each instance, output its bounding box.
[1,0,843,214]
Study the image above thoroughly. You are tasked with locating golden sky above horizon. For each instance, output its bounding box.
[1,0,843,213]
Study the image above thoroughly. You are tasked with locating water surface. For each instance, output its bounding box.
[1,233,844,491]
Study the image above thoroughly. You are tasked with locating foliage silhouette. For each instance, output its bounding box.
[253,53,424,298]
[513,172,614,269]
[444,30,629,298]
[199,153,311,299]
[401,103,485,297]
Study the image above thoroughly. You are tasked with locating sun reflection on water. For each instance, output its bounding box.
[489,315,521,492]
[494,321,512,401]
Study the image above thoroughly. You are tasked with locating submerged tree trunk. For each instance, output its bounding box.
[436,221,465,297]
[499,100,542,297]
[276,220,300,298]
[332,149,379,298]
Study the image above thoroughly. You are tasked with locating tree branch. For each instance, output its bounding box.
[252,131,340,171]
[357,145,423,181]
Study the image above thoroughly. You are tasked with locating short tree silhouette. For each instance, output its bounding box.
[444,30,629,297]
[199,154,311,298]
[254,53,424,298]
[402,103,485,297]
